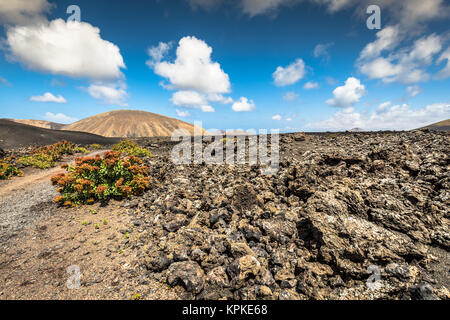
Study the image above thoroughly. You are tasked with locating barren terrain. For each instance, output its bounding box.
[0,130,449,300]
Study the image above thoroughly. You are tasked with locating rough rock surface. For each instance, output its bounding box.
[127,130,449,300]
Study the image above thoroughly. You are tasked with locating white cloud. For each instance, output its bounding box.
[171,90,207,108]
[206,93,233,104]
[377,101,391,113]
[283,91,299,101]
[30,92,66,103]
[0,0,52,25]
[149,36,230,94]
[241,0,298,17]
[232,97,256,112]
[273,58,306,87]
[303,81,319,89]
[6,19,126,81]
[314,42,333,61]
[170,91,216,113]
[407,85,422,97]
[359,26,400,60]
[176,109,191,117]
[326,77,366,108]
[44,112,77,124]
[436,47,450,79]
[358,33,443,84]
[272,114,282,120]
[311,0,449,28]
[310,0,353,12]
[87,82,128,106]
[201,105,215,112]
[146,42,171,67]
[308,102,450,131]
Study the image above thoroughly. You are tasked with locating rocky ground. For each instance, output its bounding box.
[0,130,449,300]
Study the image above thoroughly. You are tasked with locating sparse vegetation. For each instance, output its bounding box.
[18,140,88,169]
[112,140,152,157]
[51,151,149,206]
[89,144,103,150]
[0,156,23,180]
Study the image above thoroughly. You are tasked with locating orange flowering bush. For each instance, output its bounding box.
[0,156,23,180]
[51,151,149,206]
[18,140,88,169]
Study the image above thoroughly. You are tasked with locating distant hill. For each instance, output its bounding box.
[7,119,65,130]
[63,110,204,138]
[420,119,450,131]
[0,119,118,149]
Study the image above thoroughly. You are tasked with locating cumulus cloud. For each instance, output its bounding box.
[283,91,299,101]
[311,0,449,28]
[176,109,191,117]
[146,42,172,67]
[326,77,366,108]
[171,90,207,107]
[30,92,67,103]
[87,82,128,106]
[308,102,450,131]
[359,26,400,60]
[148,36,246,112]
[436,47,450,79]
[44,112,77,124]
[6,19,126,81]
[358,33,443,84]
[303,81,319,90]
[377,101,391,113]
[149,36,230,94]
[273,58,306,87]
[0,0,52,26]
[170,91,215,112]
[232,97,255,112]
[313,42,334,62]
[272,114,282,120]
[407,85,422,97]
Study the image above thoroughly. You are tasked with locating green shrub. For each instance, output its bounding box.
[0,156,23,180]
[112,140,152,157]
[52,151,149,206]
[90,144,103,150]
[18,140,87,169]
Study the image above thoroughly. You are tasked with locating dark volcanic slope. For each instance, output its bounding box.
[0,119,119,149]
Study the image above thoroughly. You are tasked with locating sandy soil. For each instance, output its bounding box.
[0,150,177,300]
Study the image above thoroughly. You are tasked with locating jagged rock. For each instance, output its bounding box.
[131,130,449,300]
[167,261,205,294]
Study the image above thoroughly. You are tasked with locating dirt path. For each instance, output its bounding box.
[0,150,177,299]
[0,151,107,245]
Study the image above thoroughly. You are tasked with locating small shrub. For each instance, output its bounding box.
[52,151,149,206]
[18,140,88,169]
[0,156,23,180]
[90,144,103,150]
[113,140,152,157]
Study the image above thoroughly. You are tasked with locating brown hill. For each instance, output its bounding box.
[420,119,450,131]
[7,119,65,130]
[63,110,203,137]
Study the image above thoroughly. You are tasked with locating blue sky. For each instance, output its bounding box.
[0,0,449,132]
